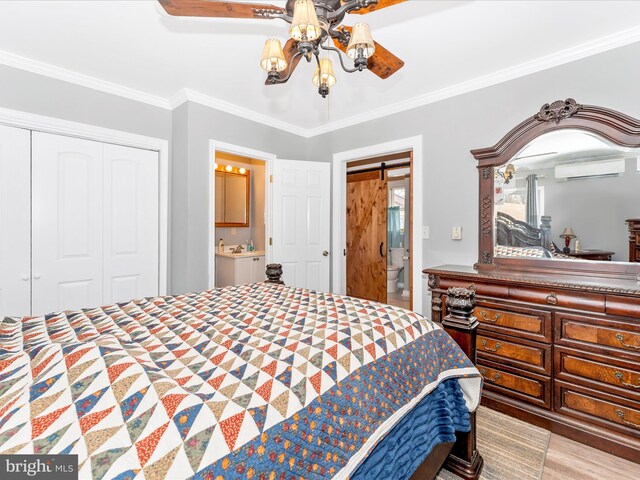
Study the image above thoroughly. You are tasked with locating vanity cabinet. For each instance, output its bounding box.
[216,253,265,288]
[426,265,640,463]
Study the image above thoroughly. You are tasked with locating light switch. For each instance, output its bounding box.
[422,226,430,239]
[231,227,237,235]
[452,226,462,240]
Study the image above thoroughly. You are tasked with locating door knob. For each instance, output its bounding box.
[34,274,41,280]
[323,250,329,257]
[21,275,30,281]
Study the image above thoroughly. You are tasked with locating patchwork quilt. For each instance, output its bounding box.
[0,283,481,480]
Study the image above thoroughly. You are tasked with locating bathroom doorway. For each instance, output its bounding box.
[213,150,268,288]
[345,151,412,309]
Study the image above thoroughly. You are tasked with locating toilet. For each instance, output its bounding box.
[387,247,405,293]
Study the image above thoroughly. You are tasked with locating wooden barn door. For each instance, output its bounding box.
[346,171,387,302]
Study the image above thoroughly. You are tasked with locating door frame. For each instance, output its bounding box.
[208,140,276,289]
[332,135,424,314]
[0,106,170,295]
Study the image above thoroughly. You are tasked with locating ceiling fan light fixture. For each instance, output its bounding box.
[260,38,288,73]
[347,22,375,59]
[290,0,322,42]
[313,57,336,97]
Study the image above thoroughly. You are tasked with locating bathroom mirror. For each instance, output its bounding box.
[215,171,250,227]
[472,98,640,278]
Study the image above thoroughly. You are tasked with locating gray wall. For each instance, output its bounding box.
[305,42,640,311]
[171,102,309,294]
[0,65,171,139]
[3,41,640,303]
[537,158,640,261]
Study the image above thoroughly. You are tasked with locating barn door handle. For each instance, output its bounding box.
[380,242,384,257]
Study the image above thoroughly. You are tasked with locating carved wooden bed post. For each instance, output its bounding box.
[441,287,484,480]
[265,263,284,284]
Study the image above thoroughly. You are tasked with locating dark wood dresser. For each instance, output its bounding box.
[425,265,640,463]
[628,219,640,263]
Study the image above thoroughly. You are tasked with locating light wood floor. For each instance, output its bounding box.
[542,433,640,480]
[387,290,410,309]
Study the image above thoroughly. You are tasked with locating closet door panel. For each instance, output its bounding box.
[103,144,159,304]
[32,132,103,315]
[0,126,31,317]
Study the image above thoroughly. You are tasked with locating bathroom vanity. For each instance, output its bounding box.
[216,250,266,287]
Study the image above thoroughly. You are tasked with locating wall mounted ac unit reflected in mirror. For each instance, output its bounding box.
[554,157,625,180]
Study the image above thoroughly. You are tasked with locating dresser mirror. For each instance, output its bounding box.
[472,98,640,278]
[494,129,639,262]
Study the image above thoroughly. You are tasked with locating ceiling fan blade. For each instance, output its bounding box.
[348,0,407,15]
[367,40,404,79]
[158,0,285,19]
[265,39,302,85]
[332,26,404,79]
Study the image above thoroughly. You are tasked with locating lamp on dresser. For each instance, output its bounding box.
[426,98,640,465]
[559,226,576,254]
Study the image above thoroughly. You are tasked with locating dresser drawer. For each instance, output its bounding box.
[555,312,640,360]
[477,332,551,374]
[474,301,551,342]
[509,286,605,313]
[606,295,640,317]
[439,278,509,298]
[555,347,640,400]
[555,382,640,438]
[478,359,551,409]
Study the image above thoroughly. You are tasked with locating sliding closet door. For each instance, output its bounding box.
[0,126,31,317]
[32,132,103,315]
[103,144,159,304]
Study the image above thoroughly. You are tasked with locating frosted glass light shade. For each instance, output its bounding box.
[347,23,375,59]
[312,58,336,88]
[290,0,322,41]
[260,38,287,72]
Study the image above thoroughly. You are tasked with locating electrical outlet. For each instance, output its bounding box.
[452,226,462,240]
[231,227,237,235]
[422,226,430,239]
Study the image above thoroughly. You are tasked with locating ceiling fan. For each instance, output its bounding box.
[159,0,406,97]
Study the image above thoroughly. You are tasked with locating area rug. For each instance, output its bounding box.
[436,406,551,480]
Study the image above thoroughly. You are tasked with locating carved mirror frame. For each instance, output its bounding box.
[472,98,640,278]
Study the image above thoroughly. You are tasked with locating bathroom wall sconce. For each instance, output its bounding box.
[215,164,250,175]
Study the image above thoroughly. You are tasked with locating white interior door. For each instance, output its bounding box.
[32,132,104,315]
[272,160,330,291]
[0,126,31,317]
[103,144,159,304]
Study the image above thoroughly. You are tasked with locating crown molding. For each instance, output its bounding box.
[0,49,171,109]
[305,24,640,137]
[1,24,639,139]
[168,89,310,137]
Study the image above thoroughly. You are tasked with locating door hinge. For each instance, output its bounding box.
[269,175,273,183]
[269,237,273,246]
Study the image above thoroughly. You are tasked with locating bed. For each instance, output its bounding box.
[0,267,482,480]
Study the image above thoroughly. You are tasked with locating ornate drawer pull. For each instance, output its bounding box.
[480,339,501,352]
[468,284,477,292]
[616,410,640,429]
[479,310,502,323]
[615,333,640,350]
[614,371,640,389]
[546,292,558,305]
[479,368,501,382]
